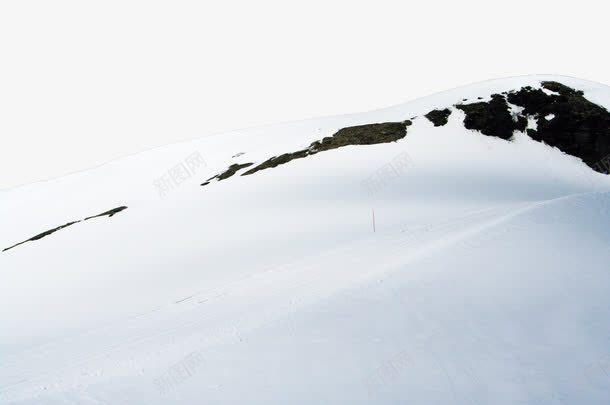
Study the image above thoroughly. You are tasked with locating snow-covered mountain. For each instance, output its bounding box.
[1,75,610,404]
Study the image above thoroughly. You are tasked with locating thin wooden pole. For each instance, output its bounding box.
[372,208,376,233]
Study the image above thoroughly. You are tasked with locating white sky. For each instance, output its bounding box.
[1,0,609,189]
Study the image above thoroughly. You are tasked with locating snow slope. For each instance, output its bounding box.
[1,75,610,404]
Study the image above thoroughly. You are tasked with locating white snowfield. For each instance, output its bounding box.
[1,75,610,404]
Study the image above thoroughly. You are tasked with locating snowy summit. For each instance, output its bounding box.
[1,75,610,404]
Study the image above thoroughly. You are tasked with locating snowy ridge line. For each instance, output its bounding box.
[4,79,610,250]
[12,78,608,254]
[2,74,608,195]
[199,80,610,189]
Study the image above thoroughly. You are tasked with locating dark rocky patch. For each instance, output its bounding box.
[456,94,521,140]
[84,206,128,221]
[514,115,528,132]
[506,81,610,171]
[241,151,308,175]
[217,163,254,180]
[243,121,411,176]
[309,121,411,152]
[3,221,81,252]
[540,81,583,96]
[453,81,610,172]
[201,163,254,186]
[425,109,452,127]
[3,206,128,252]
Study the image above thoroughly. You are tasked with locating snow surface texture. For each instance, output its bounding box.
[1,75,610,404]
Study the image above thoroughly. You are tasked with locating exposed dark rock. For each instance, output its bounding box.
[310,121,411,152]
[3,221,81,252]
[3,206,128,252]
[242,121,411,176]
[241,151,309,176]
[456,94,520,140]
[217,163,254,180]
[425,109,452,127]
[452,81,610,172]
[84,206,128,221]
[201,163,254,186]
[514,115,528,132]
[540,81,583,96]
[506,86,551,115]
[506,81,610,171]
